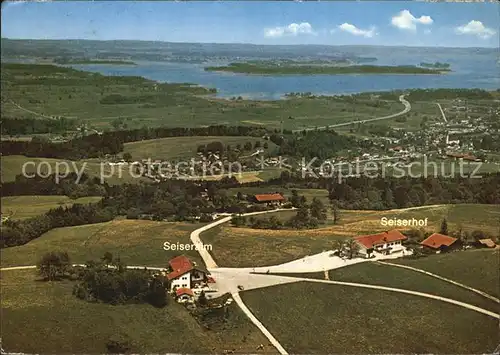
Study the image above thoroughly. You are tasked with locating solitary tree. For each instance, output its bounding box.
[298,196,307,208]
[102,252,114,265]
[331,200,341,225]
[440,218,449,235]
[147,276,168,308]
[331,239,345,256]
[290,190,300,208]
[123,152,132,162]
[243,141,253,151]
[344,239,360,259]
[37,251,71,281]
[310,198,327,222]
[198,290,208,307]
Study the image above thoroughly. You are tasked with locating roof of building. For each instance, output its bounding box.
[420,233,458,249]
[254,193,285,202]
[175,288,194,297]
[167,255,194,280]
[446,152,466,158]
[207,276,216,283]
[478,238,496,248]
[354,230,407,249]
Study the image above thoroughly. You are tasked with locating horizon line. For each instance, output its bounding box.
[1,37,497,50]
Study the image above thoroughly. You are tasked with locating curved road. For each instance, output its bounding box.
[187,209,499,354]
[2,207,498,355]
[292,94,411,133]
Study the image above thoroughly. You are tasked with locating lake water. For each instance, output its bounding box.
[70,46,499,100]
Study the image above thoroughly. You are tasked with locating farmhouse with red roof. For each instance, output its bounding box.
[166,255,208,292]
[420,233,460,252]
[252,193,286,206]
[354,229,407,257]
[175,287,195,304]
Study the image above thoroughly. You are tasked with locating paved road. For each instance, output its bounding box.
[437,103,448,122]
[292,94,411,133]
[189,208,296,269]
[231,292,288,355]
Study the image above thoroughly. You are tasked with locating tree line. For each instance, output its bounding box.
[1,117,77,135]
[1,173,106,197]
[1,174,251,248]
[327,174,500,209]
[1,125,276,159]
[245,171,500,209]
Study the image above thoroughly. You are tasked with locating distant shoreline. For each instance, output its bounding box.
[55,59,137,65]
[205,63,450,75]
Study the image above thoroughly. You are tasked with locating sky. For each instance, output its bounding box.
[2,1,499,48]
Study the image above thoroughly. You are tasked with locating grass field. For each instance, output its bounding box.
[241,282,499,354]
[123,136,278,161]
[1,63,402,131]
[328,261,499,312]
[200,224,348,268]
[201,204,499,267]
[0,269,271,354]
[0,219,204,268]
[1,195,103,220]
[394,249,500,298]
[1,155,149,184]
[285,202,499,234]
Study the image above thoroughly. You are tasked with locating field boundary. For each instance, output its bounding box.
[377,260,500,304]
[301,279,499,319]
[232,292,288,355]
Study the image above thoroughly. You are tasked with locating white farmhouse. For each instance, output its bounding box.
[354,229,407,257]
[166,255,208,292]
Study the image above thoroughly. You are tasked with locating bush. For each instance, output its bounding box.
[37,251,71,281]
[199,213,214,223]
[106,335,131,354]
[74,254,168,307]
[126,208,140,219]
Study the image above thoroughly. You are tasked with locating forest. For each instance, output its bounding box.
[1,125,273,159]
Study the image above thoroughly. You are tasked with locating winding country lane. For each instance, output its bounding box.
[292,94,411,133]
